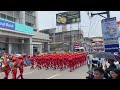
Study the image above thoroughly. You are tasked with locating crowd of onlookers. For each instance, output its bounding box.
[86,55,120,79]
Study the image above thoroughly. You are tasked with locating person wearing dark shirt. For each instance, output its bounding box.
[105,59,117,74]
[109,68,120,79]
[93,67,106,79]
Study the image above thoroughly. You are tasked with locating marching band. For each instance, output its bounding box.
[0,52,87,79]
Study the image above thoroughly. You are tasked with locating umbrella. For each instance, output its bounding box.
[115,55,120,60]
[93,52,116,60]
[93,52,103,58]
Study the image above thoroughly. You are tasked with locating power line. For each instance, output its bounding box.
[90,17,102,37]
[89,15,98,31]
[88,14,97,37]
[86,11,100,37]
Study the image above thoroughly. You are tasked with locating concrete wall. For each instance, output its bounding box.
[32,31,49,41]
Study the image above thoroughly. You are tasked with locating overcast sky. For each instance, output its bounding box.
[38,11,120,37]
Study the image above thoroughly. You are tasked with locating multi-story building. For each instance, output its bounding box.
[0,11,38,30]
[91,37,104,52]
[82,37,92,53]
[0,11,50,54]
[40,28,84,52]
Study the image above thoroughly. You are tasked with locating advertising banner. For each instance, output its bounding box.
[0,18,15,30]
[56,11,80,26]
[101,17,119,52]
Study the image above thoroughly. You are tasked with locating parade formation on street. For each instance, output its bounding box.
[1,11,120,79]
[0,52,87,79]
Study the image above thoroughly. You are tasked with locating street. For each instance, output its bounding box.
[0,65,88,79]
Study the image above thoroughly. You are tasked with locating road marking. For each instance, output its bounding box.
[9,71,34,79]
[0,72,3,75]
[23,71,34,75]
[46,74,60,79]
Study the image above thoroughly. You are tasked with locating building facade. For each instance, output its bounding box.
[82,37,92,53]
[91,37,104,52]
[40,28,84,52]
[0,11,38,30]
[0,11,49,54]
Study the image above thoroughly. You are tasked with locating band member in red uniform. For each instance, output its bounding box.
[11,57,18,79]
[53,56,57,70]
[35,55,39,68]
[59,57,63,71]
[45,56,50,70]
[30,55,35,69]
[2,59,11,79]
[17,56,24,79]
[68,55,74,72]
[36,56,42,70]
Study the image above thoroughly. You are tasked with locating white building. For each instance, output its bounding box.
[0,11,50,54]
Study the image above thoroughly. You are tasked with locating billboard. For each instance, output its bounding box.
[101,17,119,52]
[56,11,80,26]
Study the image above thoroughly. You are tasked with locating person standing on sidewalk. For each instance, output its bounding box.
[87,56,92,72]
[93,67,106,79]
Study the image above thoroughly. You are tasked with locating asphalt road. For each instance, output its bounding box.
[0,65,88,79]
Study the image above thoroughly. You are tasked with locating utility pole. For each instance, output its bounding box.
[70,24,72,52]
[90,11,110,52]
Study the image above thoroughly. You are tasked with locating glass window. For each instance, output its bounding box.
[25,21,33,27]
[1,14,6,19]
[7,16,14,21]
[33,29,37,31]
[13,18,16,22]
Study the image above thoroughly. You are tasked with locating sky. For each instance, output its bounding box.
[38,11,120,37]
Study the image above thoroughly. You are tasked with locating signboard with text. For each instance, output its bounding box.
[101,17,119,52]
[56,11,80,26]
[0,19,15,30]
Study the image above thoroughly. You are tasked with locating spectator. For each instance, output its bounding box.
[87,56,92,72]
[114,60,120,70]
[105,59,117,74]
[98,58,104,68]
[109,69,120,79]
[0,59,2,72]
[114,60,119,65]
[86,71,94,79]
[91,58,98,71]
[93,67,106,79]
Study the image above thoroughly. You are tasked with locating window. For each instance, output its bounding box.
[1,14,6,19]
[34,29,37,31]
[25,22,34,27]
[13,18,16,22]
[7,16,14,21]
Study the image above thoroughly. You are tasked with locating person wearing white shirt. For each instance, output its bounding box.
[114,60,120,70]
[87,56,92,71]
[98,58,104,68]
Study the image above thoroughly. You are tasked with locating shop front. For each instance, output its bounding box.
[0,18,33,54]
